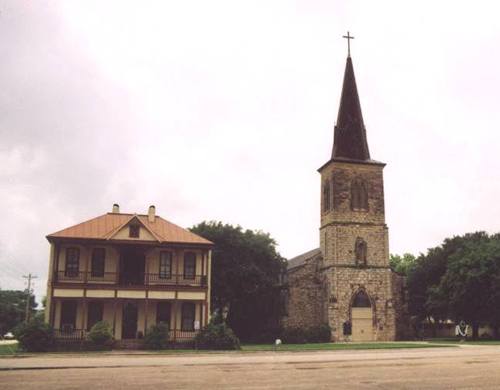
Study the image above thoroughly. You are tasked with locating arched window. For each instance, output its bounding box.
[352,290,371,308]
[350,179,368,210]
[355,238,367,266]
[322,180,331,212]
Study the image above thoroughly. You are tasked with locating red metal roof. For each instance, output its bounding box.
[47,213,213,246]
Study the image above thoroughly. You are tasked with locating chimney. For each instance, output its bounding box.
[112,203,120,213]
[148,205,156,222]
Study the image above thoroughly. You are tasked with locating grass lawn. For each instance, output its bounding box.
[240,342,454,352]
[427,338,500,345]
[0,341,455,356]
[0,343,18,356]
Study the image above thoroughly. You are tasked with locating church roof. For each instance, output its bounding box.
[287,248,321,270]
[47,212,213,246]
[331,56,371,161]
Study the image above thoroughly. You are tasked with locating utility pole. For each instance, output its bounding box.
[23,273,37,323]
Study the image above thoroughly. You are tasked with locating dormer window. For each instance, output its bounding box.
[129,225,140,238]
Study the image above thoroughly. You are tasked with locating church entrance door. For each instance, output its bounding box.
[351,290,374,341]
[351,307,373,341]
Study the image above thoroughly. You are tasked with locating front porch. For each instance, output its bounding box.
[51,297,207,343]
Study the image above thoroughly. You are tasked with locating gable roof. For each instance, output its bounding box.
[47,213,213,246]
[287,248,321,270]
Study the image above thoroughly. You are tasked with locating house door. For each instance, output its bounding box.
[120,248,145,285]
[351,290,374,342]
[60,300,77,331]
[122,303,138,339]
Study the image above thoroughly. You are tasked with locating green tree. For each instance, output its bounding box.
[429,232,500,339]
[0,289,37,335]
[407,232,500,339]
[190,221,286,341]
[390,253,416,275]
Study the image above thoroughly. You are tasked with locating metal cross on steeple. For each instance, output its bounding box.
[342,31,354,57]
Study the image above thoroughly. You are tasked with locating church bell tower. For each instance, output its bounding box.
[319,34,397,341]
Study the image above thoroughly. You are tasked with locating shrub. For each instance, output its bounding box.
[195,322,241,350]
[281,324,332,344]
[12,319,54,352]
[305,324,332,343]
[281,327,307,344]
[87,321,113,347]
[144,323,169,350]
[247,325,283,344]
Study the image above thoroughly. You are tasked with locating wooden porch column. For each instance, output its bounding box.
[112,298,118,337]
[81,298,87,337]
[144,295,149,333]
[199,301,203,328]
[50,297,57,327]
[172,300,177,343]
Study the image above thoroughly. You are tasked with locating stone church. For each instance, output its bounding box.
[283,49,408,341]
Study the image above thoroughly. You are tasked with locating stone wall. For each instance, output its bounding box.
[324,267,396,341]
[282,253,326,329]
[284,157,409,341]
[320,161,386,226]
[391,271,411,340]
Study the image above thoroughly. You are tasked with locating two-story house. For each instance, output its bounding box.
[44,204,213,344]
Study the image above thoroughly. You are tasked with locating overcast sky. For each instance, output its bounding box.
[1,0,500,301]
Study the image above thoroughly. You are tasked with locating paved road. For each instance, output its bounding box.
[1,345,500,389]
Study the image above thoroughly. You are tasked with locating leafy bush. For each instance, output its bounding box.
[281,324,331,344]
[195,322,241,350]
[144,323,169,350]
[12,319,54,352]
[247,325,283,344]
[281,327,307,344]
[305,324,332,343]
[87,321,113,346]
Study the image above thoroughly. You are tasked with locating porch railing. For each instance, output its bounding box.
[171,330,199,342]
[54,328,87,341]
[55,271,207,287]
[53,328,199,343]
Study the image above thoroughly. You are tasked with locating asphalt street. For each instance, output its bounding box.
[1,344,500,389]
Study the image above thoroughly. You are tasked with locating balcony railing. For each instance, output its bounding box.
[55,271,207,287]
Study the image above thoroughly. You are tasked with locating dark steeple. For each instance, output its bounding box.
[332,56,371,161]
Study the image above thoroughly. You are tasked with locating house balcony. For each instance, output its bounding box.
[55,271,208,288]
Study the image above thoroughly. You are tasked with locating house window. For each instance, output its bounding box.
[181,302,196,331]
[60,300,77,331]
[183,252,196,280]
[65,248,80,277]
[351,179,369,211]
[156,301,171,329]
[91,248,105,277]
[87,301,103,331]
[129,225,140,238]
[159,252,172,279]
[322,180,331,212]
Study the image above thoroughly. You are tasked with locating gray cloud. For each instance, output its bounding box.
[1,0,500,301]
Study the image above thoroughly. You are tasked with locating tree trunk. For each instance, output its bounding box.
[472,322,479,340]
[427,316,437,338]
